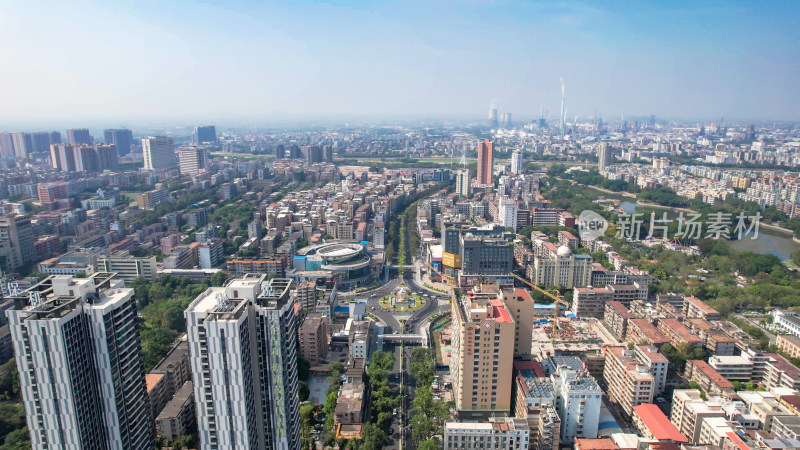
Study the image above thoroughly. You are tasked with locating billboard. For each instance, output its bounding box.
[442,252,462,268]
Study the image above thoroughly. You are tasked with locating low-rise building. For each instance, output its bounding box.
[632,403,687,443]
[657,318,704,349]
[684,360,736,399]
[683,296,722,321]
[604,301,633,341]
[156,381,195,442]
[334,382,365,425]
[626,319,669,347]
[776,334,800,359]
[444,417,530,450]
[299,315,328,365]
[671,390,726,444]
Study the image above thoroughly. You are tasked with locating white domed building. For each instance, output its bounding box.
[526,243,592,288]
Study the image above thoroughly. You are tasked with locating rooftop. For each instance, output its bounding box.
[632,403,687,442]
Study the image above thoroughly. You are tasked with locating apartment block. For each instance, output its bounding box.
[552,365,601,441]
[511,360,560,450]
[6,274,153,449]
[671,389,726,444]
[604,301,634,340]
[444,417,529,450]
[626,319,669,347]
[299,315,328,365]
[450,289,515,418]
[602,346,656,415]
[632,403,687,443]
[776,334,800,359]
[156,381,195,442]
[683,296,722,321]
[185,275,301,449]
[684,360,736,399]
[499,288,536,357]
[657,318,705,348]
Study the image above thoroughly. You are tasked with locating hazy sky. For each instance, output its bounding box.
[1,0,799,125]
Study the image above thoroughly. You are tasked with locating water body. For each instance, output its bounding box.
[617,201,799,260]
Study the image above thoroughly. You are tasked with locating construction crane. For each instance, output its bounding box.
[508,273,565,344]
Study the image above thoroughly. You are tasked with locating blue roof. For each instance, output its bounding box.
[293,255,306,260]
[334,306,349,312]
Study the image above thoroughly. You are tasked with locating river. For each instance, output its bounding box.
[618,201,799,260]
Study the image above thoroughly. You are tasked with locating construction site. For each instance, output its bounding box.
[530,318,604,358]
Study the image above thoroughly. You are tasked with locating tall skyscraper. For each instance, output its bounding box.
[50,143,77,172]
[455,169,471,197]
[6,273,154,449]
[11,132,33,159]
[67,128,92,145]
[275,144,286,159]
[0,214,36,269]
[95,144,119,171]
[177,146,210,175]
[597,143,611,172]
[142,136,177,170]
[185,275,301,449]
[30,132,51,156]
[50,143,118,172]
[323,144,333,162]
[0,132,15,157]
[48,131,62,145]
[193,125,217,144]
[104,128,133,156]
[450,285,515,419]
[511,149,524,174]
[476,139,493,186]
[308,145,323,163]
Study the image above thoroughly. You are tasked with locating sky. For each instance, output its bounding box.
[1,0,799,127]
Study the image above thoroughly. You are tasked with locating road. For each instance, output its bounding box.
[735,313,777,344]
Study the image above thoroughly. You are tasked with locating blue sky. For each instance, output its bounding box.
[1,0,798,125]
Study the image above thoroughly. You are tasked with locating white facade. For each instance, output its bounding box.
[456,169,470,197]
[529,246,593,289]
[497,196,518,231]
[511,149,524,174]
[185,275,301,450]
[444,417,530,450]
[774,310,800,338]
[178,146,209,175]
[552,365,602,441]
[142,136,177,170]
[97,255,158,282]
[598,143,611,172]
[6,274,152,449]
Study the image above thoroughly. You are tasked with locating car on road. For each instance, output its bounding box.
[392,409,397,416]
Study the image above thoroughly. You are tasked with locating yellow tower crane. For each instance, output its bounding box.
[508,273,565,343]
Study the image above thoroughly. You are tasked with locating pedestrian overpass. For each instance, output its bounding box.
[380,333,428,346]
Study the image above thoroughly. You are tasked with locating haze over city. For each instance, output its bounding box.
[2,0,799,126]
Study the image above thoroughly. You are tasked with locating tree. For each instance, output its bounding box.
[298,358,311,381]
[418,439,440,450]
[299,381,310,402]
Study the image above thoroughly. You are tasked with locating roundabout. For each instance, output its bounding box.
[378,285,424,312]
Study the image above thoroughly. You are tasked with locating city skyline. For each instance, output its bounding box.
[0,1,798,125]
